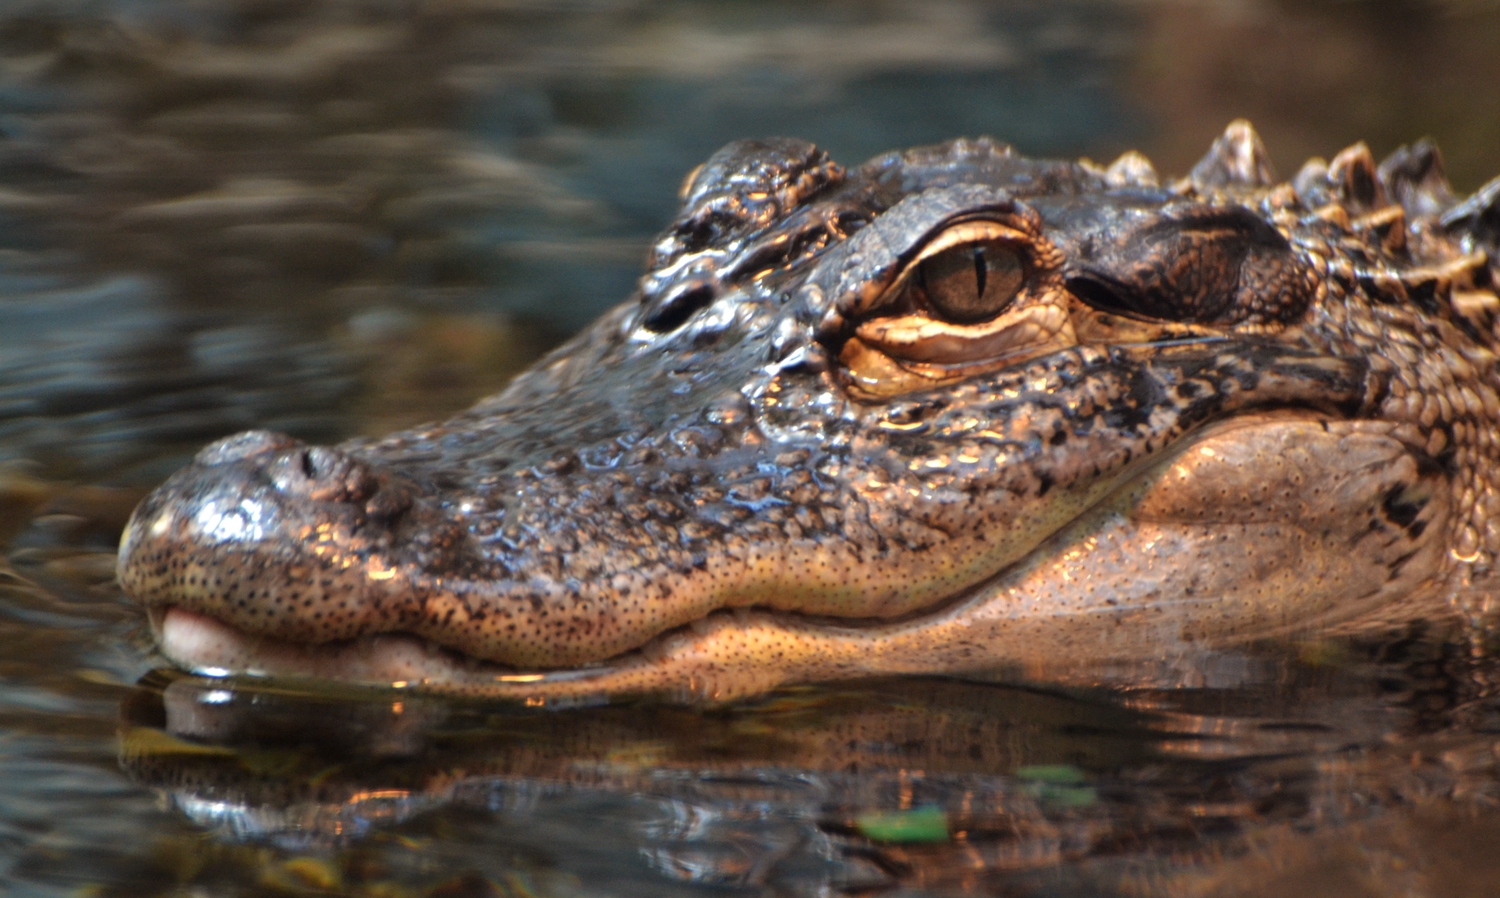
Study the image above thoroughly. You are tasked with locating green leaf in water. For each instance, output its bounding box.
[1013,764,1087,784]
[854,805,950,843]
[1014,764,1098,807]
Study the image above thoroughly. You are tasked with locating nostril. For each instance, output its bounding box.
[299,447,352,484]
[270,446,378,504]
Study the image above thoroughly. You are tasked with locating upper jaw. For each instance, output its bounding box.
[116,432,438,642]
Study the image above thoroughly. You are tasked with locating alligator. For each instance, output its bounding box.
[116,120,1500,703]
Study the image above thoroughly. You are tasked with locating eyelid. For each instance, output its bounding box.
[907,220,1030,267]
[855,303,1071,363]
[833,210,1073,398]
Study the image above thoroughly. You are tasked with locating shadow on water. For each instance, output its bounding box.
[2,0,1500,894]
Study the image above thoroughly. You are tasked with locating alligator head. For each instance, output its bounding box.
[117,121,1500,702]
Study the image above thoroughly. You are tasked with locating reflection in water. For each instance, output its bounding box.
[1,0,1500,895]
[113,661,1498,896]
[0,267,357,482]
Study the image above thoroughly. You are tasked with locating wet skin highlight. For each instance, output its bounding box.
[119,121,1500,702]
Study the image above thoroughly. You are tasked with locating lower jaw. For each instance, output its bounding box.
[145,606,772,704]
[149,606,527,688]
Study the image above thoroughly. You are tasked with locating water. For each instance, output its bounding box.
[3,1,1500,894]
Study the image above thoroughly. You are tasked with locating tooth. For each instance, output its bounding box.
[1191,119,1276,189]
[1104,150,1158,188]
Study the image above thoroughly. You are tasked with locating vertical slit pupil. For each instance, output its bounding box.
[916,240,1024,323]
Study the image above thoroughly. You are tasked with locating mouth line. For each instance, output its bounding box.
[149,555,1041,692]
[147,605,616,689]
[141,472,1147,696]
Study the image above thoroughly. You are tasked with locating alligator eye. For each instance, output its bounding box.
[917,241,1024,323]
[835,219,1077,399]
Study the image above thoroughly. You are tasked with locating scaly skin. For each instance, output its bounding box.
[117,121,1500,702]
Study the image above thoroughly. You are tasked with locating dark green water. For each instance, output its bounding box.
[3,1,1500,895]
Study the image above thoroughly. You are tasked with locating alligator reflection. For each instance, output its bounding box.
[117,647,1500,895]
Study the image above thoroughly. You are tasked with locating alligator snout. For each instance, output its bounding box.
[188,430,411,520]
[116,430,436,652]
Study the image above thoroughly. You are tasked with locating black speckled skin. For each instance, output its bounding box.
[118,122,1500,699]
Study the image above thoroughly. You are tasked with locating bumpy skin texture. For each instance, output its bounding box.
[118,121,1500,702]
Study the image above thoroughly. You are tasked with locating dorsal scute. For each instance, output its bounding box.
[1378,139,1456,218]
[1393,252,1491,305]
[1294,143,1399,219]
[1103,150,1159,189]
[1441,175,1500,257]
[1327,142,1387,212]
[1190,119,1276,190]
[1292,156,1332,209]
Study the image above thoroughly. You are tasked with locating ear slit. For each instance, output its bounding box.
[1066,275,1140,318]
